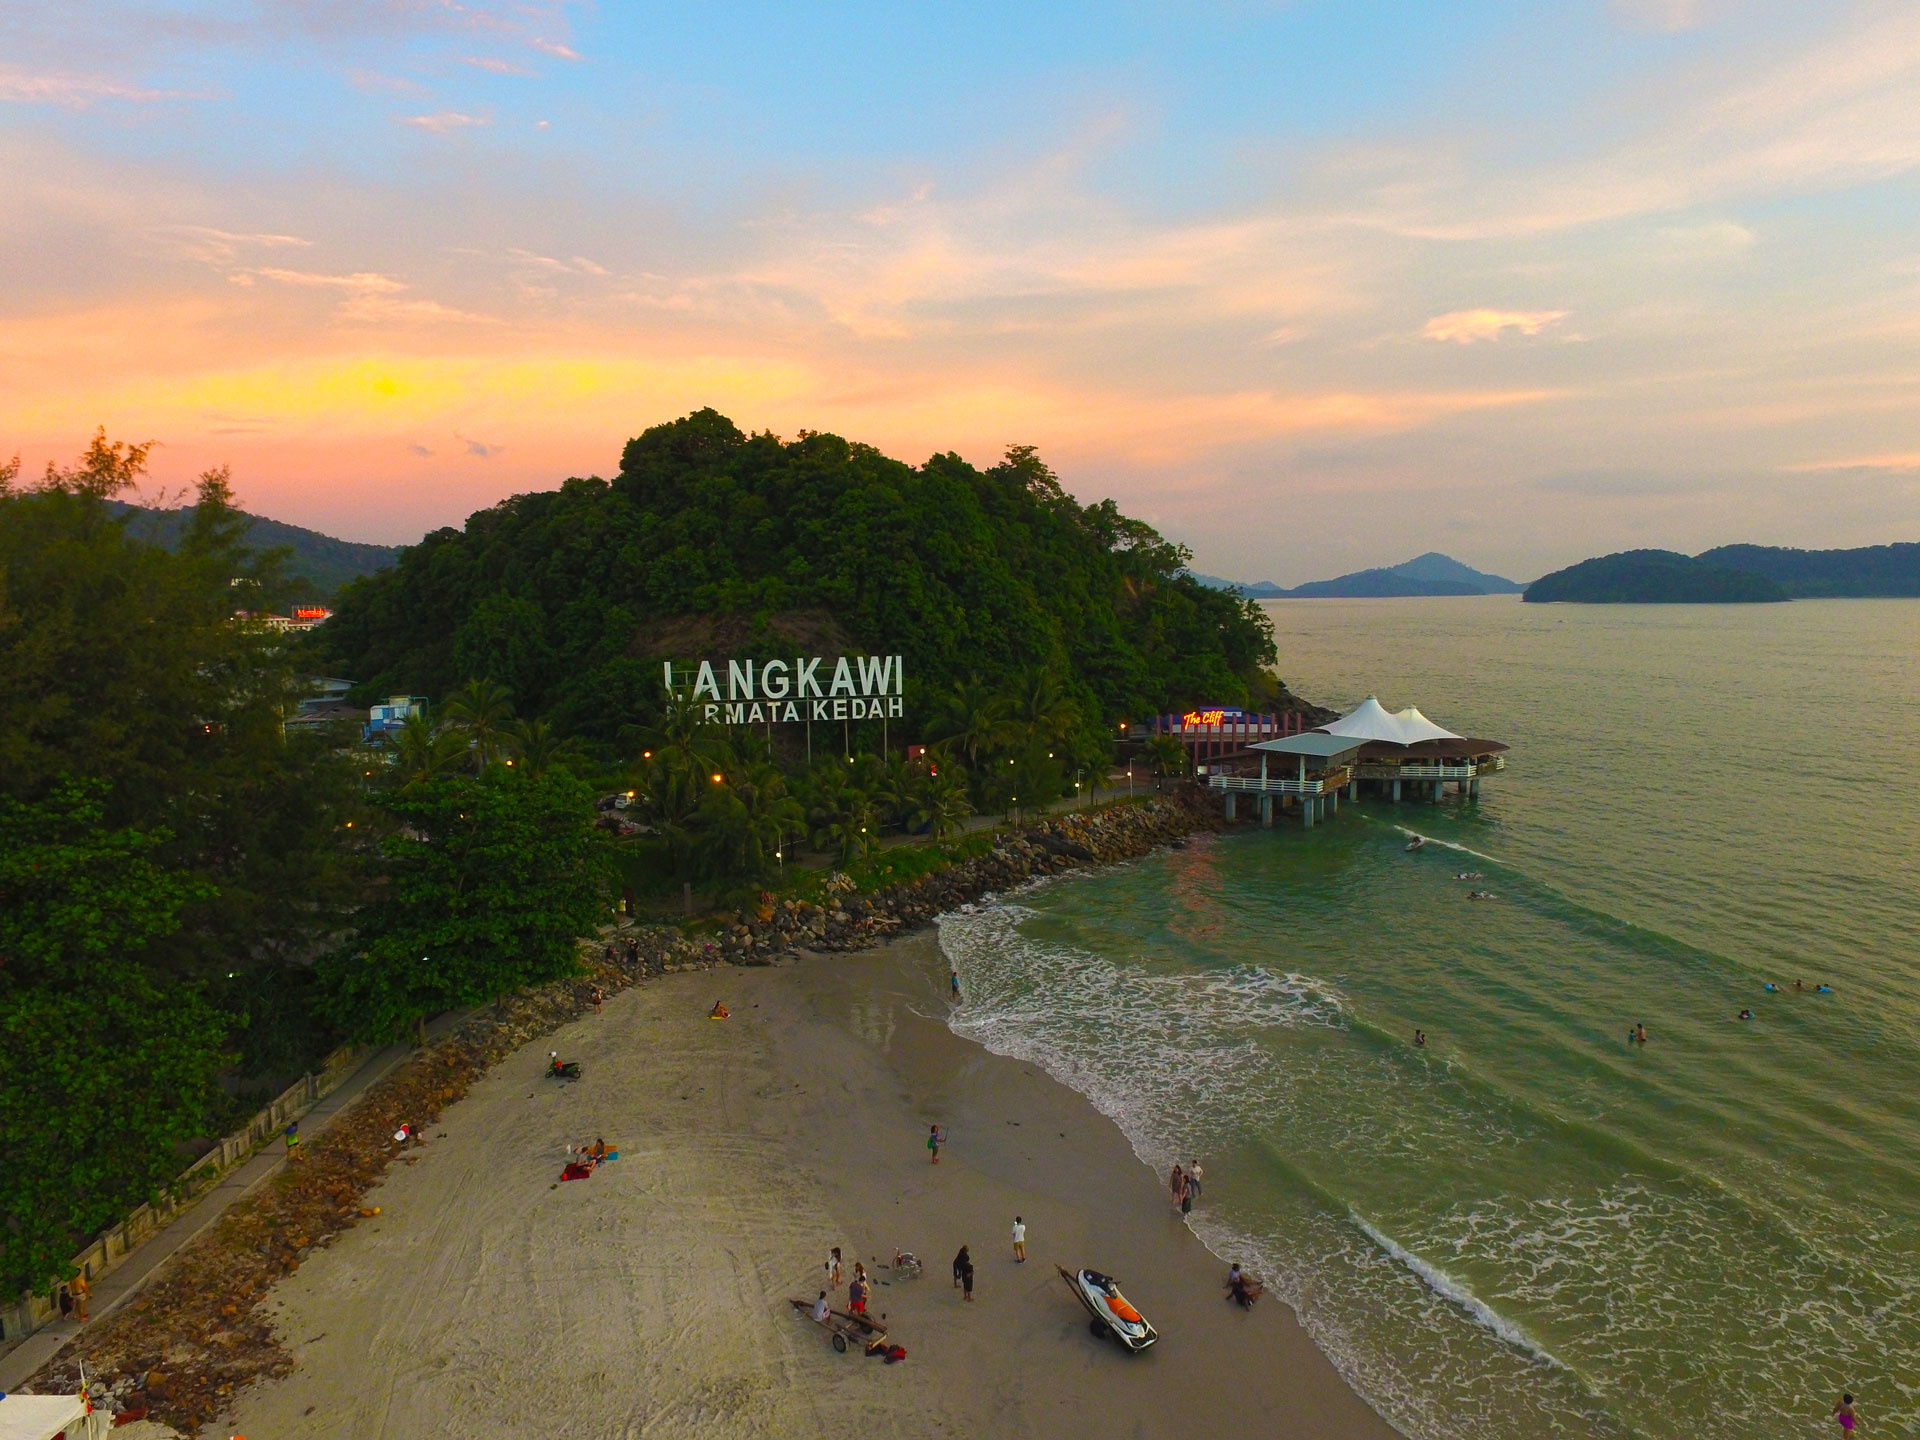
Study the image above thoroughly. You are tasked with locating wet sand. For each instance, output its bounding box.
[215,930,1398,1439]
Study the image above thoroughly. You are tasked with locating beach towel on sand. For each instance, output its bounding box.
[560,1161,593,1181]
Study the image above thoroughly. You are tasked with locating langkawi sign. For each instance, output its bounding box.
[664,655,905,725]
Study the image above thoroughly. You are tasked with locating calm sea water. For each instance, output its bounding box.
[939,596,1920,1440]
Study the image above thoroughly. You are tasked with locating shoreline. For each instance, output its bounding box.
[202,927,1398,1439]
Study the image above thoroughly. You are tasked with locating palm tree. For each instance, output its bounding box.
[1140,734,1188,787]
[1006,668,1078,747]
[910,767,974,842]
[506,717,583,777]
[638,695,727,778]
[440,677,515,769]
[391,712,467,786]
[695,761,805,879]
[815,791,878,864]
[922,679,1013,772]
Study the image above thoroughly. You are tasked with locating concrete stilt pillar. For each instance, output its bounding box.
[1348,779,1358,801]
[1259,794,1272,828]
[1224,792,1237,821]
[1391,778,1402,803]
[1303,795,1315,828]
[1469,776,1481,798]
[1431,779,1442,802]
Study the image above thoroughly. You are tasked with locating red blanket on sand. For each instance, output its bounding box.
[560,1161,593,1181]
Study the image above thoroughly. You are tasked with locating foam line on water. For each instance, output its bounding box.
[1347,1209,1571,1374]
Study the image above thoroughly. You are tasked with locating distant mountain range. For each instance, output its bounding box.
[1525,543,1920,604]
[1189,552,1525,599]
[110,502,403,598]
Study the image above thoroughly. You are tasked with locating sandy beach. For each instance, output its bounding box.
[213,927,1398,1439]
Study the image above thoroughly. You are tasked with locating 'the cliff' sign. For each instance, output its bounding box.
[664,655,904,725]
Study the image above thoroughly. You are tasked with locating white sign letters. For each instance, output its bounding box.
[664,655,905,725]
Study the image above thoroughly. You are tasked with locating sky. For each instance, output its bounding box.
[4,1,1920,582]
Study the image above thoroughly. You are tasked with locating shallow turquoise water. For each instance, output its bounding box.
[940,596,1920,1440]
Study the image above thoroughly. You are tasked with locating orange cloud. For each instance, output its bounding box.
[1422,309,1568,343]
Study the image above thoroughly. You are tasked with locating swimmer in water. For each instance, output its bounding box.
[1414,1029,1426,1047]
[1833,1393,1856,1435]
[1764,982,1779,992]
[1739,1009,1753,1021]
[1817,984,1832,993]
[1636,1023,1648,1043]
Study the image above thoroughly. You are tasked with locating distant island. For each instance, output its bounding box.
[1525,543,1920,603]
[109,500,402,597]
[1190,552,1524,599]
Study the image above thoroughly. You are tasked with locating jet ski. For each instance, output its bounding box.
[1058,1265,1159,1351]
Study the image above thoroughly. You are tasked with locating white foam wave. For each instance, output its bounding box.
[1393,825,1509,867]
[1347,1210,1570,1372]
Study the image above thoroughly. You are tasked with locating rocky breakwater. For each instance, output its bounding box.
[713,789,1221,964]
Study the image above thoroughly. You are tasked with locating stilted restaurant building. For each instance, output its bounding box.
[1207,696,1508,828]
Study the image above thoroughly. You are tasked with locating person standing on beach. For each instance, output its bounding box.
[953,1245,975,1301]
[848,1268,869,1316]
[69,1270,91,1323]
[928,1124,944,1164]
[283,1121,301,1161]
[1181,1172,1195,1216]
[1012,1216,1027,1263]
[827,1247,843,1289]
[1170,1163,1186,1212]
[1188,1160,1204,1199]
[950,970,962,1002]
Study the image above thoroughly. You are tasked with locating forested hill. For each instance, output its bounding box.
[317,410,1280,744]
[109,500,401,597]
[1524,550,1788,603]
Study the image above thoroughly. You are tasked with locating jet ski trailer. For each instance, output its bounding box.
[1057,1265,1159,1351]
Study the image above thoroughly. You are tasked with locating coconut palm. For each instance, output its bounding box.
[695,761,804,879]
[1140,734,1188,787]
[506,717,584,778]
[1005,668,1078,747]
[910,767,974,842]
[391,712,468,786]
[440,677,516,769]
[922,679,1013,772]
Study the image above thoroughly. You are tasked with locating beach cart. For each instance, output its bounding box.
[788,1297,888,1354]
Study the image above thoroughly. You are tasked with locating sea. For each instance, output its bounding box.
[936,595,1920,1440]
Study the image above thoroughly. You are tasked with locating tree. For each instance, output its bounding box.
[1141,734,1188,786]
[439,677,515,770]
[392,712,467,786]
[0,784,230,1298]
[506,717,585,778]
[693,761,803,879]
[910,767,974,842]
[318,768,610,1043]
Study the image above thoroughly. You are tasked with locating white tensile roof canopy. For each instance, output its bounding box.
[1316,695,1461,746]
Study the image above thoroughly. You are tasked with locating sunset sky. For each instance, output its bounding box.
[5,1,1920,581]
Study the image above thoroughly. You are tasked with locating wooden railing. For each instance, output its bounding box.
[1208,768,1350,797]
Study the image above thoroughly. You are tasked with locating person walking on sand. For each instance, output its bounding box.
[928,1124,944,1164]
[950,970,962,1002]
[283,1120,301,1161]
[1170,1163,1186,1213]
[1188,1160,1204,1199]
[69,1269,91,1323]
[1181,1171,1195,1216]
[1012,1215,1027,1263]
[826,1247,843,1289]
[1833,1394,1856,1435]
[953,1245,975,1301]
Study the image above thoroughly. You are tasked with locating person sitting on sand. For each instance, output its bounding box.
[589,1138,609,1161]
[812,1291,830,1323]
[1226,1263,1264,1308]
[709,1001,730,1019]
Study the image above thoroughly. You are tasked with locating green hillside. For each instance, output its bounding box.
[110,501,401,598]
[1524,550,1788,603]
[318,410,1280,746]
